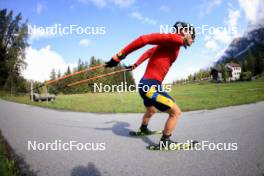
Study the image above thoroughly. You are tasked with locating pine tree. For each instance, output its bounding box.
[50,69,56,80]
[57,70,61,78]
[77,58,84,71]
[247,49,255,75]
[221,64,228,82]
[65,66,71,75]
[241,60,247,72]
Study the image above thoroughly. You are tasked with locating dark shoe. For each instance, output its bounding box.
[159,137,178,146]
[159,137,179,150]
[139,127,154,135]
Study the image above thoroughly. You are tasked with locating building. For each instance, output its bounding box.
[225,63,241,81]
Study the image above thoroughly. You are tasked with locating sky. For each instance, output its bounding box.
[0,0,263,83]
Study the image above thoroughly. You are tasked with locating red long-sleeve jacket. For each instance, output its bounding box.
[120,33,184,82]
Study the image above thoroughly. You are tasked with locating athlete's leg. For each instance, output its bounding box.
[141,106,157,125]
[163,103,181,135]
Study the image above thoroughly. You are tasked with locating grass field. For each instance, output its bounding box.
[1,77,264,113]
[0,131,20,176]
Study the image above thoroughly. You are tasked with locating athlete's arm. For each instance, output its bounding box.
[105,33,183,67]
[134,46,157,67]
[124,47,156,70]
[120,33,184,56]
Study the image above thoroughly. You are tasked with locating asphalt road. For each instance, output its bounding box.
[0,99,264,176]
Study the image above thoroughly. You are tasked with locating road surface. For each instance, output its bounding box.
[0,99,264,176]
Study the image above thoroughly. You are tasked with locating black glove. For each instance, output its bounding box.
[105,58,119,67]
[125,64,137,70]
[105,52,126,68]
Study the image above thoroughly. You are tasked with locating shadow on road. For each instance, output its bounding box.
[94,120,156,145]
[71,162,101,176]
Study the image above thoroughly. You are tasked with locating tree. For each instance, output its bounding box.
[0,9,28,94]
[187,74,193,82]
[65,66,71,75]
[246,49,255,75]
[241,71,252,81]
[90,56,96,66]
[221,64,228,82]
[77,58,84,71]
[253,44,264,75]
[57,70,61,78]
[241,59,247,72]
[50,68,56,80]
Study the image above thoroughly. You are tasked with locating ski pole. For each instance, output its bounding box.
[45,64,106,85]
[67,68,130,87]
[26,64,106,93]
[26,83,46,93]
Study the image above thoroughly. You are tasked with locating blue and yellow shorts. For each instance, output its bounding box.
[138,78,175,112]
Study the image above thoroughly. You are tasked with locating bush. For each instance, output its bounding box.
[241,71,252,81]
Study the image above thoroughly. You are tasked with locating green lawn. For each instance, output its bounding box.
[1,78,264,113]
[0,132,20,176]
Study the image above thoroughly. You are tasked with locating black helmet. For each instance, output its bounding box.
[173,21,195,40]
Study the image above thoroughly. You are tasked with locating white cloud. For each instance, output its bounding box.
[28,25,56,43]
[213,28,233,44]
[204,28,232,51]
[212,7,240,43]
[199,0,222,17]
[204,7,240,50]
[78,0,106,7]
[238,0,264,26]
[112,0,135,7]
[238,0,258,23]
[78,0,135,8]
[94,0,106,7]
[23,46,76,82]
[159,5,170,12]
[214,48,227,61]
[79,39,91,46]
[227,8,240,35]
[205,39,219,50]
[130,12,157,25]
[36,3,44,14]
[206,0,222,14]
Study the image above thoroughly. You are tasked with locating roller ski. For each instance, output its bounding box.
[147,138,199,151]
[129,126,162,136]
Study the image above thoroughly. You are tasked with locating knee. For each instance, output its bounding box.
[169,106,181,118]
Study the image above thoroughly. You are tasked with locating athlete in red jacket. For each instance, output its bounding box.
[105,22,195,146]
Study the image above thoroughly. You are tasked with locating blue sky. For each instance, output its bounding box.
[1,0,259,83]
